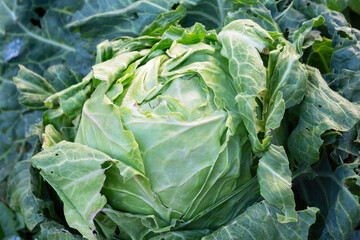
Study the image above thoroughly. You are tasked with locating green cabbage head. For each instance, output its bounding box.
[28,19,328,239]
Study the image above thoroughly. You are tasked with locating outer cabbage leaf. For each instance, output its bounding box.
[0,201,22,239]
[226,0,281,32]
[32,141,115,239]
[180,0,231,30]
[6,160,46,231]
[266,44,306,109]
[142,3,187,37]
[13,65,61,109]
[32,140,184,239]
[35,221,83,240]
[258,145,297,223]
[0,84,42,183]
[288,66,359,164]
[324,69,360,158]
[272,2,309,40]
[202,201,318,240]
[321,162,360,240]
[291,16,324,53]
[218,19,273,152]
[218,18,317,154]
[66,0,199,48]
[325,69,360,103]
[294,0,360,73]
[13,64,89,115]
[294,156,360,240]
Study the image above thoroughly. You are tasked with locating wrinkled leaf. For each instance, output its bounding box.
[258,145,297,223]
[32,141,113,239]
[203,201,318,240]
[288,66,359,164]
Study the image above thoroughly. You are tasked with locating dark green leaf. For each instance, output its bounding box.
[141,3,187,37]
[35,221,83,240]
[0,201,21,238]
[294,156,360,240]
[288,66,359,164]
[202,201,318,240]
[181,0,231,30]
[67,0,198,48]
[6,160,45,231]
[307,38,334,74]
[13,65,56,109]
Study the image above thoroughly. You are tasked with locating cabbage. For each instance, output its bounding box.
[3,1,360,239]
[21,19,336,239]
